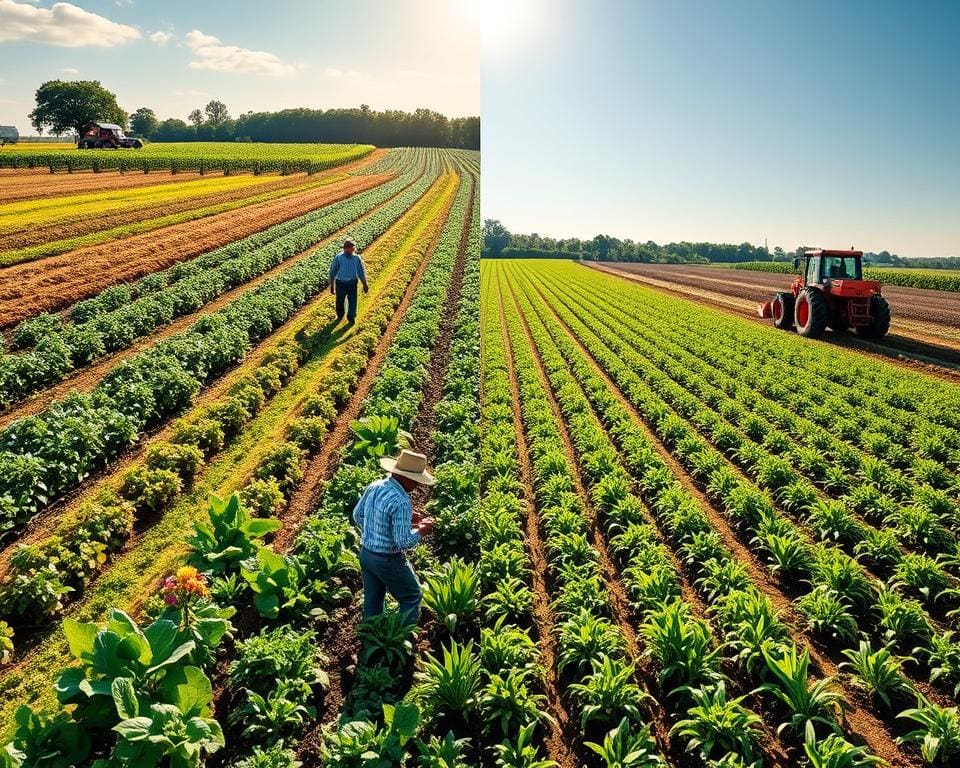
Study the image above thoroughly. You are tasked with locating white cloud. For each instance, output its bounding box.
[184,29,295,78]
[0,0,141,47]
[62,67,79,74]
[149,30,173,46]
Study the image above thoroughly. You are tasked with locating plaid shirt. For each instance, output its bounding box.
[329,252,367,283]
[352,476,420,553]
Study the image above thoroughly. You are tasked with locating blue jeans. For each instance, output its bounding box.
[335,279,358,323]
[359,547,422,626]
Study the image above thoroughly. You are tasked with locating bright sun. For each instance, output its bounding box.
[459,0,539,51]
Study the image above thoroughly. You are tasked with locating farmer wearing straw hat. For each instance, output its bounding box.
[352,449,437,626]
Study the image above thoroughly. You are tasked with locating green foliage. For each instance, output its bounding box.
[584,717,664,767]
[240,548,317,620]
[349,415,412,461]
[356,610,417,670]
[670,682,762,762]
[188,492,281,575]
[898,695,960,765]
[840,641,914,710]
[422,557,481,635]
[413,640,482,719]
[570,655,648,729]
[803,733,885,768]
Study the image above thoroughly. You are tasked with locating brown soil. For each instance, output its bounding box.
[0,172,393,328]
[0,169,209,202]
[523,271,921,766]
[0,170,420,431]
[591,263,960,381]
[496,275,579,768]
[0,174,313,250]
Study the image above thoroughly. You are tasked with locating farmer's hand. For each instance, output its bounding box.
[362,283,369,294]
[417,518,435,535]
[329,285,334,296]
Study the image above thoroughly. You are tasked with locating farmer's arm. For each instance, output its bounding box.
[391,498,420,551]
[352,488,366,529]
[329,254,340,294]
[359,256,369,293]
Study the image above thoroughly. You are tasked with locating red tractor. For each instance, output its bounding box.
[77,122,143,149]
[758,249,891,339]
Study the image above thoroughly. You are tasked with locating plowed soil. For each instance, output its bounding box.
[0,172,393,328]
[592,262,960,374]
[0,174,314,250]
[0,169,208,202]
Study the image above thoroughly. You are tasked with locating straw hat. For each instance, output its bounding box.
[380,449,436,486]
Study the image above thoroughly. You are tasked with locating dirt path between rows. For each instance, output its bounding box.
[0,169,210,202]
[590,262,960,381]
[0,169,391,328]
[524,272,918,767]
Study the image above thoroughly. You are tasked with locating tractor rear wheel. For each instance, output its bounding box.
[772,292,795,330]
[794,288,828,338]
[856,295,891,339]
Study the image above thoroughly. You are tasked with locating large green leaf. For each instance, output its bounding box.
[111,678,139,720]
[143,619,179,664]
[62,619,98,661]
[246,518,282,537]
[55,667,86,704]
[112,716,152,741]
[158,666,213,718]
[144,640,195,676]
[386,701,420,739]
[91,632,127,678]
[253,592,280,619]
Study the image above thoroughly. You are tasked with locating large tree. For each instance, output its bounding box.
[29,80,127,136]
[482,219,512,257]
[204,100,230,128]
[187,109,204,127]
[129,107,158,138]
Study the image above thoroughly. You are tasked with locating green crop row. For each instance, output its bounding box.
[732,261,960,293]
[501,260,960,764]
[0,142,375,175]
[0,154,447,542]
[0,151,428,411]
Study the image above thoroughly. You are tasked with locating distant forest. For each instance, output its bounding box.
[482,220,955,267]
[137,105,479,149]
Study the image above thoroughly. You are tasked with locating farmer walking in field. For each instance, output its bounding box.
[329,239,369,325]
[352,449,436,626]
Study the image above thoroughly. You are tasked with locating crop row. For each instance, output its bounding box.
[0,159,471,740]
[523,265,960,690]
[0,158,447,541]
[732,261,960,293]
[506,264,935,761]
[0,150,432,411]
[0,168,461,640]
[503,260,960,763]
[0,142,375,174]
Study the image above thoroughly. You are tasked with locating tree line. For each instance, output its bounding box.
[28,80,479,149]
[482,220,943,267]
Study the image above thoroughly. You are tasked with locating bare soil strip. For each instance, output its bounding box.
[524,273,918,767]
[0,172,393,328]
[590,262,960,382]
[0,169,208,203]
[496,276,579,768]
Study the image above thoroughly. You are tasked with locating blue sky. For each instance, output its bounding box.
[482,0,960,258]
[0,0,480,129]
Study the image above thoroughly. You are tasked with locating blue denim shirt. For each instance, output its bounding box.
[352,476,420,553]
[329,251,367,283]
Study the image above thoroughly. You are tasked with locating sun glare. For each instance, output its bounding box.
[459,0,540,52]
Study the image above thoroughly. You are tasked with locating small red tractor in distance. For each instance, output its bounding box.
[77,123,143,149]
[758,249,891,339]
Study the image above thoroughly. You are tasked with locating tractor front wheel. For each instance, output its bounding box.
[856,295,891,339]
[794,288,828,338]
[772,292,795,330]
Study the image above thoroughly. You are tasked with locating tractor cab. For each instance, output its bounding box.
[758,248,890,340]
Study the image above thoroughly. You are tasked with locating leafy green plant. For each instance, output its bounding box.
[188,492,281,574]
[640,600,722,692]
[239,479,286,518]
[898,695,960,765]
[109,669,224,767]
[120,466,183,514]
[349,415,412,460]
[483,575,533,623]
[229,626,328,702]
[797,586,859,643]
[479,669,550,737]
[570,655,648,729]
[840,641,913,710]
[804,733,885,768]
[0,620,12,664]
[357,610,417,670]
[2,706,90,768]
[756,643,845,741]
[492,723,557,768]
[918,632,960,698]
[422,557,481,634]
[670,682,762,763]
[415,731,471,768]
[240,548,314,620]
[584,716,664,767]
[557,610,627,677]
[413,640,482,719]
[480,618,539,675]
[231,743,302,768]
[233,681,314,746]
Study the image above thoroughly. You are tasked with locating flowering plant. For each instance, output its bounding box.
[161,566,209,624]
